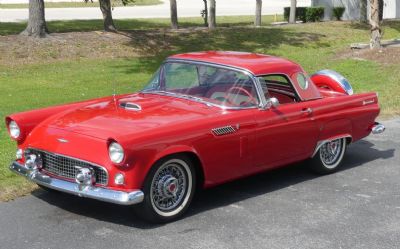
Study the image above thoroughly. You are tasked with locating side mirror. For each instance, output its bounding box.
[264,97,280,109]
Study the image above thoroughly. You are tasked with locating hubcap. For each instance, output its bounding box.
[151,163,187,212]
[320,139,342,167]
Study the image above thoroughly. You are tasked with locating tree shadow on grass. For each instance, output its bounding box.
[111,26,326,76]
[31,139,394,229]
[347,20,400,33]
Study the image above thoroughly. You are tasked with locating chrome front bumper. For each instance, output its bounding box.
[9,161,144,205]
[371,122,385,134]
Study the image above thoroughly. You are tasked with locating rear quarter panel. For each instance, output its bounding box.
[306,92,380,148]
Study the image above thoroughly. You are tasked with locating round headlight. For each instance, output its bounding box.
[9,121,21,139]
[109,142,124,164]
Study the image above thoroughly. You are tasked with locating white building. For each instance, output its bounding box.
[312,0,400,20]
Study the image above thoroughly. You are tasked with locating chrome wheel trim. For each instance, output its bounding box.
[150,159,192,217]
[319,138,345,169]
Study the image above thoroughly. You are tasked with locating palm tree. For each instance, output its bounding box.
[289,0,297,24]
[370,0,382,48]
[170,0,178,29]
[208,0,216,29]
[255,0,262,27]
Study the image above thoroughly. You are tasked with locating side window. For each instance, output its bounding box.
[296,73,309,90]
[257,74,298,104]
[261,75,291,86]
[164,63,199,89]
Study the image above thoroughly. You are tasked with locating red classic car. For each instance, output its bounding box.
[6,51,385,223]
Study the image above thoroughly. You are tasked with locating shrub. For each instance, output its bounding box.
[283,7,307,23]
[283,7,324,23]
[332,7,346,21]
[305,7,325,22]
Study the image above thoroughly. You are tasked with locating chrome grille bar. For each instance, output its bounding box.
[28,148,108,185]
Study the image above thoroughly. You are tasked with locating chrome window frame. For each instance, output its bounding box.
[256,73,303,102]
[141,59,268,110]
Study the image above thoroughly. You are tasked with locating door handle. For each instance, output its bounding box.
[301,107,313,115]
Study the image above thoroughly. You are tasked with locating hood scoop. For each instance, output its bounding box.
[119,102,142,111]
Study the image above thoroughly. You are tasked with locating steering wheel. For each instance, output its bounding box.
[224,86,257,106]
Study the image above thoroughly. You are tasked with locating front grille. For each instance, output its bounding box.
[28,149,108,185]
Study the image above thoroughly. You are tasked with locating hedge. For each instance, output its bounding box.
[284,7,325,23]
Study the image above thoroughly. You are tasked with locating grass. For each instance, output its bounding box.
[0,0,162,9]
[1,16,400,201]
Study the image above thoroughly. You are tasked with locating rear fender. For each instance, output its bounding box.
[312,119,353,157]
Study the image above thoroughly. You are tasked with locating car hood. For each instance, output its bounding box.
[44,93,216,141]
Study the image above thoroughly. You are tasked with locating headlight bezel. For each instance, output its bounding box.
[8,120,21,140]
[108,141,125,164]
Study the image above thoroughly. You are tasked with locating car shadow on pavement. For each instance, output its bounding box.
[31,139,394,229]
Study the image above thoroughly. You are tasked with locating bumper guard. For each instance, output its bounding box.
[371,122,385,134]
[9,161,144,205]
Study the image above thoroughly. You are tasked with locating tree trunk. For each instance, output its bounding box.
[99,0,116,32]
[360,0,368,22]
[170,0,178,29]
[20,0,48,37]
[208,0,216,29]
[254,0,262,27]
[202,0,208,27]
[289,0,297,23]
[370,0,382,49]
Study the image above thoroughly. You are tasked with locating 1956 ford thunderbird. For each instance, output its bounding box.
[6,51,385,223]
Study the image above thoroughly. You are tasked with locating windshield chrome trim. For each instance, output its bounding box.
[141,59,267,110]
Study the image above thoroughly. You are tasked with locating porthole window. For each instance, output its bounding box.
[296,73,309,90]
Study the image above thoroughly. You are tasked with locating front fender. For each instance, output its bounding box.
[130,144,205,189]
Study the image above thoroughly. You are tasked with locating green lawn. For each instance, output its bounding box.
[0,0,162,8]
[1,16,399,200]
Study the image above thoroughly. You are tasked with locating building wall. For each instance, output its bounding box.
[313,0,400,20]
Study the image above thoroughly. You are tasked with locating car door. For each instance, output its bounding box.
[253,74,319,168]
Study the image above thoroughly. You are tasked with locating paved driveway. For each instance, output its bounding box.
[0,118,399,249]
[0,0,311,22]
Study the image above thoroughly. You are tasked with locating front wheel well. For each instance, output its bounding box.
[148,152,205,191]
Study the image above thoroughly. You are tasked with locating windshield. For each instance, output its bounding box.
[142,62,260,108]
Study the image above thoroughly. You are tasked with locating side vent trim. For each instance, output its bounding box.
[212,126,236,136]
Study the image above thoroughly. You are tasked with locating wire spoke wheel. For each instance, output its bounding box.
[320,139,342,168]
[148,158,193,218]
[309,137,347,174]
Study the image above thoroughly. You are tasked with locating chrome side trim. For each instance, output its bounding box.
[311,135,352,158]
[212,125,236,136]
[9,161,144,205]
[371,122,385,134]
